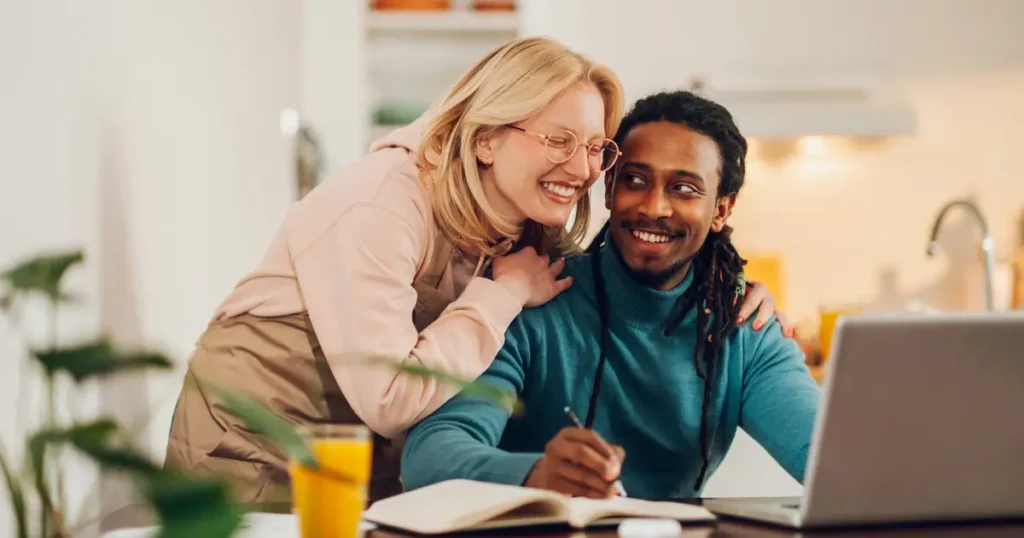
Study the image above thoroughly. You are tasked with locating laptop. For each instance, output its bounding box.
[704,312,1024,529]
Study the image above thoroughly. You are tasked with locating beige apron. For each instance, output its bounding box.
[164,232,457,505]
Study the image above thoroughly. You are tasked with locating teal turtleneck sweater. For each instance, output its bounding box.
[401,240,821,499]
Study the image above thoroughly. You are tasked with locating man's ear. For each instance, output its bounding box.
[711,193,737,232]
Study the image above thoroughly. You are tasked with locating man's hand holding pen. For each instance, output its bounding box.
[523,426,626,499]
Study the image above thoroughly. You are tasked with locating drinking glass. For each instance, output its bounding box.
[818,305,861,365]
[290,424,372,538]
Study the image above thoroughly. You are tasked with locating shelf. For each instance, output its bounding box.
[368,10,519,33]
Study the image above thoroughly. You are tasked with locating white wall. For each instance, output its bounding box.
[1,2,105,534]
[96,0,300,465]
[302,0,370,171]
[2,0,301,533]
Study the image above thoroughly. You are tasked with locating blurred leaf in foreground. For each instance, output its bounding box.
[372,358,524,416]
[34,340,173,382]
[145,469,242,538]
[200,380,318,471]
[0,444,27,538]
[30,419,159,485]
[2,250,84,301]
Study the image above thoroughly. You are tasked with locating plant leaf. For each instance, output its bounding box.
[203,382,318,470]
[378,359,523,416]
[0,443,28,538]
[34,340,173,382]
[27,427,61,535]
[2,250,84,301]
[31,419,159,475]
[144,469,242,538]
[80,445,160,474]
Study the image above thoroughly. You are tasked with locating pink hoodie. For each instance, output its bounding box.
[211,117,524,438]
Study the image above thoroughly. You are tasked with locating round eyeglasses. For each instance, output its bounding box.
[507,125,621,172]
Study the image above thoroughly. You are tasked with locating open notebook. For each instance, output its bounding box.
[362,479,716,534]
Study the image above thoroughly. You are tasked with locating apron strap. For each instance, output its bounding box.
[418,227,456,289]
[410,227,458,332]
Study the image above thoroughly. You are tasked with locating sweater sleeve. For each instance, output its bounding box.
[401,320,543,490]
[739,320,822,483]
[292,203,524,438]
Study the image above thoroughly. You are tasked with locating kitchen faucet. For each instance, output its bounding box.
[926,198,996,311]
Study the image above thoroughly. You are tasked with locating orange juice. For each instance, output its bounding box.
[819,307,860,365]
[290,425,372,538]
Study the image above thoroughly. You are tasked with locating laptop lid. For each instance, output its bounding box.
[800,312,1024,527]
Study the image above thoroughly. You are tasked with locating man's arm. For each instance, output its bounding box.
[739,319,822,483]
[400,321,543,491]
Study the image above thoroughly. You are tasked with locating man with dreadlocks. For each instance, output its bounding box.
[401,90,821,500]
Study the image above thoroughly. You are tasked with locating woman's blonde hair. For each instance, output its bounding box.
[418,37,624,258]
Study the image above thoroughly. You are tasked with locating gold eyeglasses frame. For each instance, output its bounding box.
[506,125,622,172]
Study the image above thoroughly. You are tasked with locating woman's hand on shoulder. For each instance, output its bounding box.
[492,247,573,308]
[737,280,796,338]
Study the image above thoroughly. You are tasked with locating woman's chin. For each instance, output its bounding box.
[526,208,574,228]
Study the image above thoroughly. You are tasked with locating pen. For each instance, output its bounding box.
[563,406,628,497]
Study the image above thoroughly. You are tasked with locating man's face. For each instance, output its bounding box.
[604,121,735,290]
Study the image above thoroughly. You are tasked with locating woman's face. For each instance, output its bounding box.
[476,83,609,229]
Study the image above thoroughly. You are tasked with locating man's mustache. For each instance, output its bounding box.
[620,219,686,237]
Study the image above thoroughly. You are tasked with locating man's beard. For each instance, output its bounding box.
[628,256,693,289]
[614,218,693,289]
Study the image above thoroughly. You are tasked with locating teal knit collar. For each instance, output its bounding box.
[597,234,696,329]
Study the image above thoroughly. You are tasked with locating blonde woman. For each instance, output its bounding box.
[164,37,788,503]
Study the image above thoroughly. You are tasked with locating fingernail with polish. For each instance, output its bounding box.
[754,321,763,330]
[736,317,744,324]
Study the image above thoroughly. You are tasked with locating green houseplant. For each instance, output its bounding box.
[1,250,519,537]
[0,250,246,538]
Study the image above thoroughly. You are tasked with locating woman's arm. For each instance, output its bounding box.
[291,203,526,438]
[401,320,538,491]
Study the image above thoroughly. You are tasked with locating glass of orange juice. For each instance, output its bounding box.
[290,424,372,538]
[818,305,861,365]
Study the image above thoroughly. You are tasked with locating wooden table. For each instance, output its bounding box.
[102,501,1024,537]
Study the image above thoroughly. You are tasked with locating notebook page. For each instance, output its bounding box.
[363,480,567,534]
[566,496,716,528]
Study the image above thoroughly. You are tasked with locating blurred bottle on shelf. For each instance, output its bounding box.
[473,0,515,11]
[374,0,451,11]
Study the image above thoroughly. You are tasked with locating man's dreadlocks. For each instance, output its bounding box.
[586,90,748,491]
